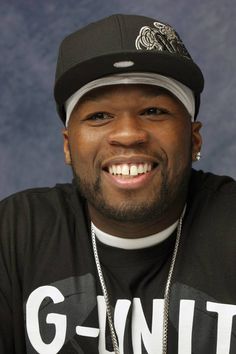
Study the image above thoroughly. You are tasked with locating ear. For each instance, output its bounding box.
[62,129,72,165]
[191,121,202,162]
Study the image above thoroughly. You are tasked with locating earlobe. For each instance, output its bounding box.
[191,121,202,162]
[65,150,72,165]
[62,129,72,165]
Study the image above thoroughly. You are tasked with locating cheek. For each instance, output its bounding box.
[69,129,104,170]
[158,123,191,148]
[157,124,192,166]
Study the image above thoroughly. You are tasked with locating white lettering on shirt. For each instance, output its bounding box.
[97,296,131,354]
[25,286,236,353]
[207,301,236,354]
[178,300,195,354]
[132,298,164,353]
[26,285,67,354]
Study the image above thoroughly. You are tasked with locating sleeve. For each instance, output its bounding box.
[0,195,26,353]
[0,198,15,352]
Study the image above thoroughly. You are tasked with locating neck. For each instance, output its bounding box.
[88,201,186,238]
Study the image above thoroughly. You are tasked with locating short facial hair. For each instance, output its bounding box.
[71,152,192,223]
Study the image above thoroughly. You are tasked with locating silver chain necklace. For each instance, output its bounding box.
[91,211,184,354]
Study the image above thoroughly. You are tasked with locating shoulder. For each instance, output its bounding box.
[187,170,236,240]
[0,183,79,230]
[0,183,74,208]
[189,169,236,202]
[0,183,86,256]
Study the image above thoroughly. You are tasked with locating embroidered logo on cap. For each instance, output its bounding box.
[135,22,191,59]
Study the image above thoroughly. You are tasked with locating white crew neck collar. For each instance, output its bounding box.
[91,220,179,250]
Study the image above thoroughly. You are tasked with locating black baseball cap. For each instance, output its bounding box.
[54,14,204,123]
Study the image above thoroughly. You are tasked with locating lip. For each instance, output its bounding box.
[102,155,159,170]
[102,163,160,190]
[101,154,161,190]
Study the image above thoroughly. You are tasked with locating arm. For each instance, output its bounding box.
[0,196,26,353]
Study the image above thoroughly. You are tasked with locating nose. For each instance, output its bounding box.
[107,114,149,147]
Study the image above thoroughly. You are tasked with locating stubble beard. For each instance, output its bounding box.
[71,156,192,223]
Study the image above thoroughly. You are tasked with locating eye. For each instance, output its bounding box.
[140,107,168,117]
[87,112,113,121]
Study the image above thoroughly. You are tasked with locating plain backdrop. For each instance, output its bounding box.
[1,0,236,199]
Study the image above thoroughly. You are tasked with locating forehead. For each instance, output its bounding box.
[77,84,178,105]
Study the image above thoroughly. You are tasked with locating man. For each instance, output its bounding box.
[0,14,235,354]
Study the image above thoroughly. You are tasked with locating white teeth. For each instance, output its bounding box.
[121,164,129,175]
[138,164,144,174]
[116,165,122,174]
[130,165,138,176]
[112,165,117,175]
[108,163,153,176]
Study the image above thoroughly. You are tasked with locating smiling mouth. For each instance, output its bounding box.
[104,162,158,177]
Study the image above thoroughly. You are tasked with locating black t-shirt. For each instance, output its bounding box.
[0,169,236,353]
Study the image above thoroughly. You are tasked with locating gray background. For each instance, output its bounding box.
[1,0,235,200]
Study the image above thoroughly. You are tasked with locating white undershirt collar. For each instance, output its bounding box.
[92,220,179,250]
[92,205,186,250]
